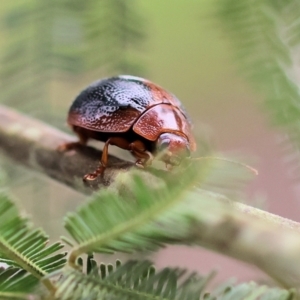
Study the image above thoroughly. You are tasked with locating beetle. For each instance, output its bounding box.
[60,75,196,181]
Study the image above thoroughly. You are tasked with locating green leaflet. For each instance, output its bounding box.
[64,158,256,266]
[0,191,66,291]
[54,259,293,300]
[0,267,38,298]
[64,163,213,265]
[55,260,213,300]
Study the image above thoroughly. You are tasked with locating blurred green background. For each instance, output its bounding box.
[1,0,298,284]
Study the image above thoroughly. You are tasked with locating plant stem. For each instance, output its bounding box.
[1,104,300,289]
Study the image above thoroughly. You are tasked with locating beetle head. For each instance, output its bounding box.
[156,133,190,166]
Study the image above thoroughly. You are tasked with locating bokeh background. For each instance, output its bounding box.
[1,0,298,284]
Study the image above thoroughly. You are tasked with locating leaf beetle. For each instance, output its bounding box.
[60,75,196,181]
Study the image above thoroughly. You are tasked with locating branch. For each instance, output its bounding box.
[1,105,300,289]
[187,189,300,290]
[0,105,161,194]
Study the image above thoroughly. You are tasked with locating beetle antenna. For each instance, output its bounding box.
[189,157,258,175]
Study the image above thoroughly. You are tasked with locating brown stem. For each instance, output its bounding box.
[0,105,135,194]
[2,105,300,290]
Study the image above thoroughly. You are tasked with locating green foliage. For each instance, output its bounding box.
[64,163,210,264]
[0,267,38,298]
[52,0,146,74]
[0,191,66,294]
[55,260,214,300]
[216,0,300,176]
[64,158,254,267]
[82,0,146,74]
[1,1,55,113]
[0,172,294,299]
[2,0,300,298]
[0,0,146,121]
[65,178,177,253]
[54,259,293,300]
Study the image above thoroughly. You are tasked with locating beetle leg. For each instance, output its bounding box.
[83,137,131,181]
[134,156,152,168]
[84,137,152,181]
[129,141,153,168]
[133,151,153,168]
[57,126,88,151]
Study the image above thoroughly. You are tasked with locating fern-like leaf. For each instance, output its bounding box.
[0,267,38,299]
[82,0,146,75]
[55,260,213,300]
[0,1,146,125]
[64,162,222,266]
[216,0,300,177]
[0,191,67,291]
[64,155,257,265]
[54,260,293,300]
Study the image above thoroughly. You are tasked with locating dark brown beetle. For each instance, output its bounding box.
[60,75,196,181]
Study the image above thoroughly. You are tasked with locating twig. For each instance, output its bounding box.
[190,189,300,290]
[1,105,300,289]
[0,105,138,194]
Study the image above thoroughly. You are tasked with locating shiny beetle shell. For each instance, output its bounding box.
[68,75,196,151]
[64,75,197,181]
